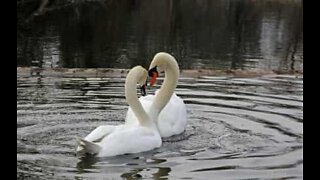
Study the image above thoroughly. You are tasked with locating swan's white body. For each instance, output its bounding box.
[76,66,161,157]
[125,52,187,138]
[126,90,187,138]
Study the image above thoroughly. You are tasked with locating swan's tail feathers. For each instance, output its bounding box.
[76,137,101,155]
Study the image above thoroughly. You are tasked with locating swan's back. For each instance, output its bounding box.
[157,93,187,137]
[97,125,161,157]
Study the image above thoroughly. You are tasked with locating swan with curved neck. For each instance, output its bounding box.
[125,52,187,138]
[76,66,161,157]
[125,66,153,127]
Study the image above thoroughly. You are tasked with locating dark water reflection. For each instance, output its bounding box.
[17,0,303,71]
[76,153,171,179]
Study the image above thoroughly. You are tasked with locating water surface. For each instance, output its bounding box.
[17,71,303,179]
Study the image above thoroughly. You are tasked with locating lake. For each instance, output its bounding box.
[17,69,303,179]
[17,0,303,179]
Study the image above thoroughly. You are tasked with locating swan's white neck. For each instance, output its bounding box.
[149,53,179,120]
[125,68,152,127]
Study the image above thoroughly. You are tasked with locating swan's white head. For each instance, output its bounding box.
[148,52,179,86]
[137,67,147,96]
[146,52,180,119]
[125,66,154,127]
[125,66,148,100]
[136,67,148,86]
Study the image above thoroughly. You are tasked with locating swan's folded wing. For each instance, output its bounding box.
[76,137,102,154]
[99,126,161,156]
[84,125,117,142]
[158,93,187,137]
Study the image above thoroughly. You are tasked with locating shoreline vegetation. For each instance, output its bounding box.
[17,67,303,78]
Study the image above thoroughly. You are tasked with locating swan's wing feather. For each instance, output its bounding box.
[84,125,117,142]
[97,126,161,157]
[158,93,187,137]
[76,137,102,154]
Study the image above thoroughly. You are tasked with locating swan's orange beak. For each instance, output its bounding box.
[148,66,158,86]
[150,71,158,86]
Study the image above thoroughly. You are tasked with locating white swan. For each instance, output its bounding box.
[76,66,161,157]
[125,52,187,138]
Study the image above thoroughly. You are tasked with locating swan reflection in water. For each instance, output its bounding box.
[76,153,171,179]
[121,167,171,179]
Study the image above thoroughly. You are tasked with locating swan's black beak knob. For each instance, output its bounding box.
[140,84,146,96]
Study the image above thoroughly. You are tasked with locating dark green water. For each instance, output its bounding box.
[17,0,303,71]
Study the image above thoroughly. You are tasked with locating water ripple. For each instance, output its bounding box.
[17,74,303,179]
